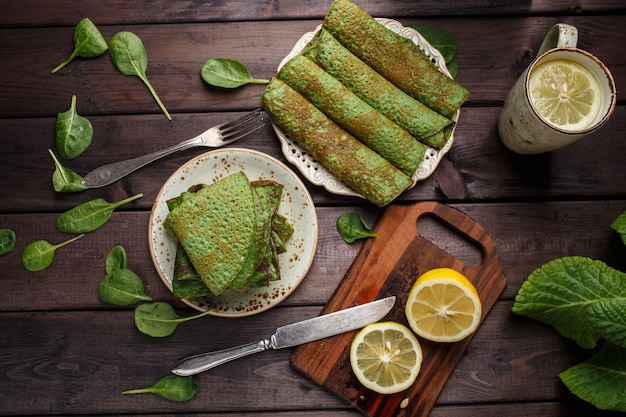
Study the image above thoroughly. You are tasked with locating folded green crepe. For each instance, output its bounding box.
[260,77,412,207]
[323,0,469,118]
[165,172,261,296]
[304,29,454,149]
[278,54,425,175]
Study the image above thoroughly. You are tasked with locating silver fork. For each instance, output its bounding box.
[81,109,266,188]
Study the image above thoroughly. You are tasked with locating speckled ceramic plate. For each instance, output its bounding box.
[148,148,318,317]
[274,18,459,198]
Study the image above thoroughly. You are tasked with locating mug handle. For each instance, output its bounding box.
[537,23,578,56]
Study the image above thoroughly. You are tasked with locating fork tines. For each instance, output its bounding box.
[219,109,266,144]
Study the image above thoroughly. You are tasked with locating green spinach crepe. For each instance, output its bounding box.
[323,0,469,118]
[303,29,454,149]
[278,54,425,176]
[165,172,293,297]
[260,77,412,207]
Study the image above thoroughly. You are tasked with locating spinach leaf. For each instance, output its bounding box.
[611,210,626,247]
[48,149,88,192]
[512,256,626,349]
[559,343,626,412]
[134,302,212,337]
[200,58,269,88]
[55,95,93,160]
[108,31,171,120]
[105,244,128,274]
[0,229,16,256]
[55,193,143,234]
[99,268,153,306]
[52,17,108,74]
[122,374,199,402]
[21,234,85,272]
[336,213,378,243]
[408,24,459,78]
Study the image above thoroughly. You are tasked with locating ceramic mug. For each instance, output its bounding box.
[498,23,616,154]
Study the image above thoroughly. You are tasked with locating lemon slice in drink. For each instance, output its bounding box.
[350,322,422,394]
[405,268,482,343]
[529,59,601,131]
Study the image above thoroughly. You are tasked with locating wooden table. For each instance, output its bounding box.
[1,1,625,416]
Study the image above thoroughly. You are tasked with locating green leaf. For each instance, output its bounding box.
[200,58,269,88]
[55,95,93,160]
[55,193,143,234]
[105,244,128,274]
[48,149,87,192]
[0,229,16,256]
[98,269,152,306]
[52,17,108,73]
[587,299,626,349]
[407,24,458,77]
[109,31,171,120]
[512,256,626,349]
[123,374,199,402]
[336,213,378,243]
[21,234,84,272]
[559,343,626,412]
[611,210,626,247]
[134,302,212,337]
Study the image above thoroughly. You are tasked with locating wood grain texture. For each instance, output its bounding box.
[291,202,507,417]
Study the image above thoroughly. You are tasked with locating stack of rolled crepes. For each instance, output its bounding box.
[260,0,469,206]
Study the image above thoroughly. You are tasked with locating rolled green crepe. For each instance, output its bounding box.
[260,78,412,207]
[323,0,469,118]
[304,29,453,149]
[278,54,425,175]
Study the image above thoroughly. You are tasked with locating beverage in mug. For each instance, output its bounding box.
[498,24,616,154]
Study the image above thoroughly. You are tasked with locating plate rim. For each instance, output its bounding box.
[148,147,318,318]
[273,17,459,198]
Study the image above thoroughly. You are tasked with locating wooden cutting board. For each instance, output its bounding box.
[290,201,508,417]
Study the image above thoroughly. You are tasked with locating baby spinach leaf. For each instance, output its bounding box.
[105,244,128,274]
[21,234,85,272]
[55,193,143,234]
[408,24,459,78]
[200,58,269,88]
[559,343,626,412]
[48,149,87,193]
[611,210,626,247]
[134,302,212,337]
[512,256,626,349]
[336,212,378,243]
[122,374,199,402]
[108,31,171,120]
[55,95,93,160]
[52,17,108,73]
[99,268,153,306]
[0,229,16,256]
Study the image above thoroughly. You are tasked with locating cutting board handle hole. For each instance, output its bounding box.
[416,214,483,267]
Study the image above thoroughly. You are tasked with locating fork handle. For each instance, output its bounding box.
[81,136,203,188]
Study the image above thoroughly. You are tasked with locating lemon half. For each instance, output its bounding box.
[529,59,601,131]
[349,322,422,394]
[405,268,482,343]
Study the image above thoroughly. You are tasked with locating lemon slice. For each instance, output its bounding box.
[350,322,422,394]
[529,59,601,131]
[405,268,482,343]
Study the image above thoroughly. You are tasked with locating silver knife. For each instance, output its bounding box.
[171,296,396,376]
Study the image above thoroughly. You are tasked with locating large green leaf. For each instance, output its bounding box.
[587,299,626,348]
[559,343,626,412]
[512,256,626,349]
[611,211,626,247]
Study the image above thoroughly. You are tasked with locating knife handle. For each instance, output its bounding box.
[171,339,271,376]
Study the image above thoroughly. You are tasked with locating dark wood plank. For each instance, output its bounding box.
[2,0,626,27]
[0,16,624,118]
[1,302,621,416]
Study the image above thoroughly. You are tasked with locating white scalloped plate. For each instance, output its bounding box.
[273,18,459,198]
[148,148,318,317]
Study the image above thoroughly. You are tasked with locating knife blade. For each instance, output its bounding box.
[171,296,396,376]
